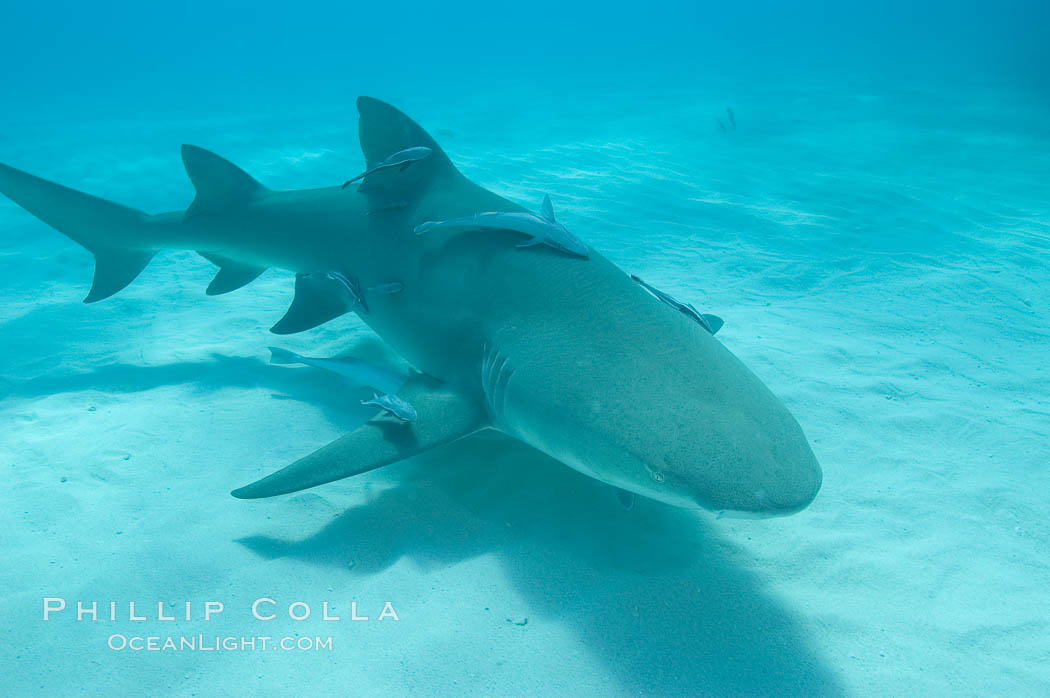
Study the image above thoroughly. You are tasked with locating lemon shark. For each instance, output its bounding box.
[0,97,822,517]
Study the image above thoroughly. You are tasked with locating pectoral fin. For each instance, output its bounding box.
[270,272,351,335]
[231,376,489,499]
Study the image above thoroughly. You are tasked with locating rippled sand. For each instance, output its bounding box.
[1,84,1048,695]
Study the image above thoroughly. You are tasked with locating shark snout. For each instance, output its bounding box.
[630,398,823,518]
[684,418,823,518]
[709,454,822,519]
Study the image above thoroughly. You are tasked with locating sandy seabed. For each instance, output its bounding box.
[1,85,1048,696]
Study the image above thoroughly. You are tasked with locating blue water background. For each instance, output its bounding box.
[1,1,1049,695]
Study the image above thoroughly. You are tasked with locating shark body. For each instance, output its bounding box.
[0,97,822,517]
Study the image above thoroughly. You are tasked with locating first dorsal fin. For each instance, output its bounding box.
[181,145,266,219]
[357,97,455,170]
[355,97,463,206]
[354,98,525,215]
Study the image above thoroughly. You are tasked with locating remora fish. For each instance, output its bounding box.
[342,146,432,189]
[414,194,589,258]
[307,270,369,312]
[0,97,821,517]
[270,272,401,333]
[361,392,417,422]
[630,275,724,335]
[269,347,415,421]
[268,347,404,395]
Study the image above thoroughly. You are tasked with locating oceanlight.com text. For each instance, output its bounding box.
[107,634,333,652]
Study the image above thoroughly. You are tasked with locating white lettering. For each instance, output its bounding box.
[76,601,97,621]
[322,602,340,621]
[378,602,400,621]
[43,597,66,620]
[252,598,276,621]
[288,602,310,621]
[204,601,224,621]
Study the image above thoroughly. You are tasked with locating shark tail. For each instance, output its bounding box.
[268,347,304,365]
[0,162,156,303]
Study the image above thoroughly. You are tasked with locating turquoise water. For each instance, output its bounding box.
[2,3,1049,696]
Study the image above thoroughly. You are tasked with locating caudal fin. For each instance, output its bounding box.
[0,162,155,302]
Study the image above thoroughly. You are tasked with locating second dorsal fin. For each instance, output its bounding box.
[181,145,267,219]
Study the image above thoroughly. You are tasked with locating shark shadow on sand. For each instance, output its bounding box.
[238,432,842,696]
